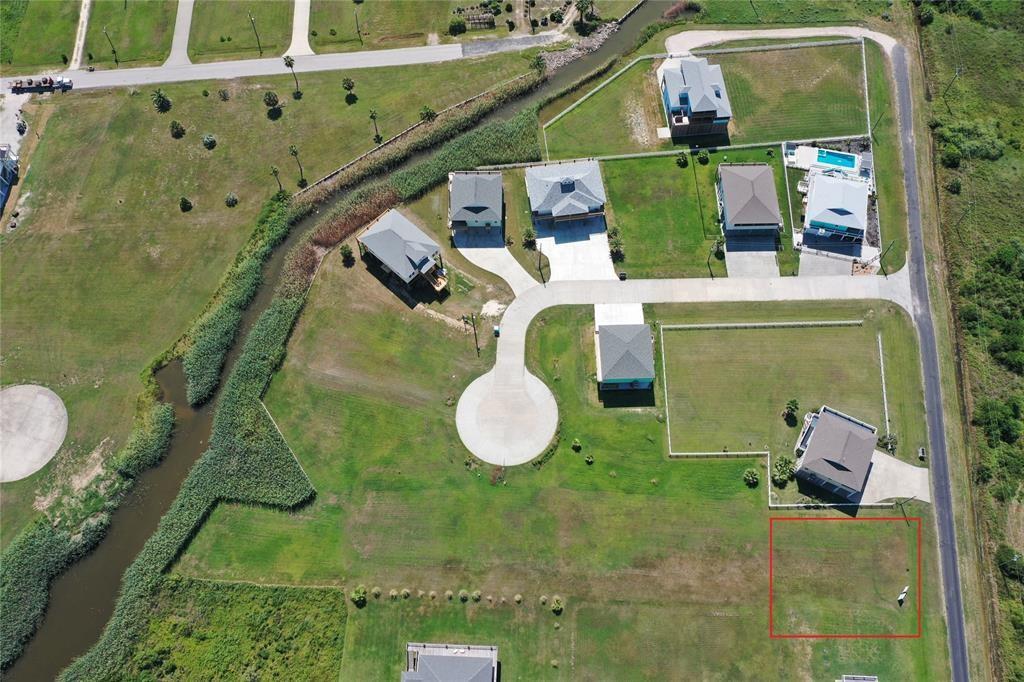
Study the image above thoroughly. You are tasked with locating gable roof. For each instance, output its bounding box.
[525,161,606,218]
[357,209,439,283]
[660,56,732,118]
[799,407,876,493]
[806,172,869,231]
[449,172,503,224]
[719,164,782,226]
[402,654,494,682]
[597,324,655,382]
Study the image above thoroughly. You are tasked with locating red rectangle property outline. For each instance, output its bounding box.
[768,516,922,639]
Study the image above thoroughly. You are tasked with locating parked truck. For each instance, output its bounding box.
[9,76,73,94]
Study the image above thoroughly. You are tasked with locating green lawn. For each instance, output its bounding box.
[0,0,78,73]
[0,53,531,548]
[697,0,889,24]
[772,518,919,636]
[503,169,549,281]
[123,577,346,679]
[170,277,947,678]
[544,42,869,159]
[309,0,484,53]
[83,0,177,68]
[658,301,927,461]
[187,0,293,62]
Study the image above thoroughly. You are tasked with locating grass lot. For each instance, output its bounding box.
[123,577,346,679]
[83,0,177,68]
[602,147,798,278]
[544,43,868,159]
[503,168,550,280]
[0,53,531,548]
[0,0,78,73]
[187,0,293,62]
[697,0,889,24]
[171,283,946,678]
[771,518,919,636]
[709,43,867,143]
[309,0,488,53]
[658,301,927,461]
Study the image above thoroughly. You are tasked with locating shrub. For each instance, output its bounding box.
[997,544,1024,582]
[151,89,172,112]
[339,243,354,265]
[445,590,454,600]
[471,590,482,602]
[522,225,537,247]
[940,144,962,168]
[350,585,368,608]
[697,149,710,164]
[419,106,437,122]
[973,398,1023,446]
[946,178,962,194]
[571,438,582,452]
[743,468,759,487]
[401,588,411,599]
[217,89,230,101]
[169,120,185,139]
[878,432,898,454]
[514,593,523,604]
[771,456,795,487]
[224,192,239,208]
[550,595,564,615]
[459,589,469,602]
[201,89,209,97]
[675,152,688,168]
[179,196,192,212]
[918,5,934,25]
[609,235,625,261]
[371,586,382,598]
[449,17,467,35]
[263,91,279,108]
[584,454,594,465]
[202,134,217,150]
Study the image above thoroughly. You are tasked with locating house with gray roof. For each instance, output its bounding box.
[656,56,732,138]
[803,170,870,244]
[595,323,655,391]
[524,160,606,223]
[794,406,878,500]
[356,209,447,291]
[448,171,503,230]
[402,643,498,682]
[716,164,783,237]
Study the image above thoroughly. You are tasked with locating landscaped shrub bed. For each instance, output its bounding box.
[179,193,292,406]
[0,400,174,670]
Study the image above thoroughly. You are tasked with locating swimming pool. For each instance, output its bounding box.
[816,148,857,169]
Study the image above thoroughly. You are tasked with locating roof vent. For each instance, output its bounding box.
[559,178,576,193]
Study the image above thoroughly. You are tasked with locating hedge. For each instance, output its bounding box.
[0,401,173,670]
[180,194,292,406]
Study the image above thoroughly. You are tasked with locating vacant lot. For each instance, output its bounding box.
[188,0,293,62]
[0,0,78,73]
[0,54,530,548]
[772,517,920,636]
[173,289,946,678]
[310,0,477,53]
[659,301,926,460]
[123,577,346,679]
[84,0,177,68]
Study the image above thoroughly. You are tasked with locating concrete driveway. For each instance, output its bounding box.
[453,229,539,297]
[535,217,616,281]
[724,237,779,278]
[861,450,931,504]
[799,252,852,276]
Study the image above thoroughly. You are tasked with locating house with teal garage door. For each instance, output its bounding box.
[595,323,655,391]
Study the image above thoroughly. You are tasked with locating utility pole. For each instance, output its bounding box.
[471,313,480,356]
[706,239,719,279]
[103,26,118,65]
[249,11,263,57]
[537,242,546,285]
[877,239,896,278]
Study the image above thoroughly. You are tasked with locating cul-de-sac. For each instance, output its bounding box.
[1,0,1022,680]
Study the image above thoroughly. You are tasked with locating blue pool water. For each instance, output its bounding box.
[816,148,857,168]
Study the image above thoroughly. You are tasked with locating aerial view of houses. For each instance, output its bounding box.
[1,1,1021,681]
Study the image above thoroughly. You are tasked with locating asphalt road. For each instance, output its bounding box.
[892,45,970,682]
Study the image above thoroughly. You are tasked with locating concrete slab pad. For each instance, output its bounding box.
[535,217,616,282]
[594,303,645,328]
[861,450,931,504]
[0,385,68,482]
[799,252,852,276]
[724,240,779,278]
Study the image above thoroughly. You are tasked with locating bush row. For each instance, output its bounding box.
[0,400,173,670]
[180,193,292,406]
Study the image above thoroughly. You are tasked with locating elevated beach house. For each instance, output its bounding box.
[716,163,783,237]
[525,160,606,224]
[803,171,870,244]
[448,171,503,230]
[656,56,732,138]
[356,209,447,292]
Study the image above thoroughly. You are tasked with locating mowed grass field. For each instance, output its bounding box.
[0,0,78,73]
[171,272,947,678]
[709,42,868,143]
[188,0,293,62]
[659,301,927,461]
[309,0,470,53]
[771,518,920,636]
[0,53,531,548]
[83,0,178,68]
[543,42,870,159]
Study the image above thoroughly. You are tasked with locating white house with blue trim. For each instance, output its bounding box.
[803,171,870,244]
[656,56,731,137]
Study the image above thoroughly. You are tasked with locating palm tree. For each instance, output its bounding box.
[369,108,380,142]
[289,145,304,183]
[270,165,282,192]
[574,0,594,20]
[785,398,799,417]
[151,88,171,112]
[283,55,299,94]
[342,77,355,93]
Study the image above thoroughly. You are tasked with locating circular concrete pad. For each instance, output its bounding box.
[0,385,68,482]
[456,369,558,466]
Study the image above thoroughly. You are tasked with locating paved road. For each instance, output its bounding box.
[456,270,912,466]
[164,0,195,67]
[69,0,93,70]
[287,0,315,57]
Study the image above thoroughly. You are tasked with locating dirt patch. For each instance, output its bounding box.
[427,32,440,45]
[480,299,507,317]
[71,437,113,493]
[624,94,654,147]
[417,305,469,331]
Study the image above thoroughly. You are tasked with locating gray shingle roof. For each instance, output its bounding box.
[401,654,494,682]
[719,164,782,226]
[357,209,439,283]
[525,160,606,218]
[805,172,869,231]
[449,172,503,224]
[597,324,655,382]
[798,408,876,494]
[661,56,732,118]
